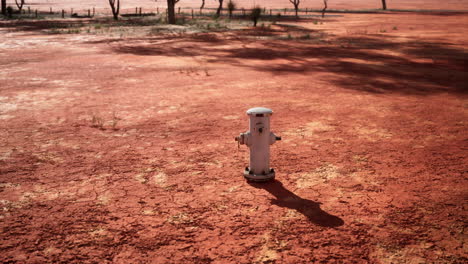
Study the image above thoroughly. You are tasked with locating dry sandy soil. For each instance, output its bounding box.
[0,0,467,263]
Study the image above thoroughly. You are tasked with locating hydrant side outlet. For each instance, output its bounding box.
[236,107,280,182]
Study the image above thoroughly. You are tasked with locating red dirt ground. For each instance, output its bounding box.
[1,2,467,264]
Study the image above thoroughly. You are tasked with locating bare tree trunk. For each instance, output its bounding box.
[1,0,6,15]
[167,0,179,24]
[200,0,205,12]
[15,0,24,12]
[322,0,327,18]
[216,0,223,17]
[381,0,387,10]
[289,0,300,18]
[109,0,120,20]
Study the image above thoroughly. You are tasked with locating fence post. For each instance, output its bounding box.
[35,9,38,18]
[93,7,95,17]
[88,9,90,17]
[49,7,53,14]
[178,7,180,14]
[139,7,142,16]
[62,9,64,18]
[191,9,194,19]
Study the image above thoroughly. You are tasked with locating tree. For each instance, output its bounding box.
[15,0,24,12]
[289,0,300,18]
[381,0,387,10]
[1,0,6,15]
[227,0,235,19]
[322,0,327,18]
[200,0,205,13]
[167,0,180,24]
[216,0,223,17]
[108,0,120,20]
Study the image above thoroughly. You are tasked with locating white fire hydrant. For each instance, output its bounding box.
[235,107,281,181]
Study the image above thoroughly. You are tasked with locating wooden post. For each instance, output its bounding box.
[178,7,180,14]
[305,8,308,14]
[93,7,95,17]
[270,9,272,16]
[139,7,142,16]
[135,7,137,14]
[50,7,52,14]
[62,9,64,18]
[191,9,194,19]
[88,9,90,17]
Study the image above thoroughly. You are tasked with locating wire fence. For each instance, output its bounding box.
[8,4,332,20]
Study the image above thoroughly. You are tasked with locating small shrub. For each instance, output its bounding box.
[227,1,236,19]
[6,6,14,18]
[251,6,262,27]
[91,115,104,129]
[176,16,187,25]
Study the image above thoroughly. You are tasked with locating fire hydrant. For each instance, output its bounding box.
[235,107,281,181]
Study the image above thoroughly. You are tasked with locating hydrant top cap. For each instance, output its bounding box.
[246,107,273,116]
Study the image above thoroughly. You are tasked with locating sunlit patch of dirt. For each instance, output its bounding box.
[353,124,393,142]
[256,232,279,263]
[150,171,168,187]
[295,163,341,189]
[282,121,335,144]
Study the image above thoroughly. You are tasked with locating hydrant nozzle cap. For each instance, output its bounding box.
[246,107,273,116]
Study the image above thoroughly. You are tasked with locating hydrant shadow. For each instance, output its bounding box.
[248,180,344,227]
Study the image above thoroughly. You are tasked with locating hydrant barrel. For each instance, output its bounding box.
[236,107,280,182]
[247,107,273,175]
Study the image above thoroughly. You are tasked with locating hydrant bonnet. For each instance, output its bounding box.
[246,107,273,116]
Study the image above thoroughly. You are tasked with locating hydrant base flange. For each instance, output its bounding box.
[243,167,275,182]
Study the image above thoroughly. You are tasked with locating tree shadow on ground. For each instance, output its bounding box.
[0,20,88,31]
[249,180,344,227]
[84,21,468,95]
